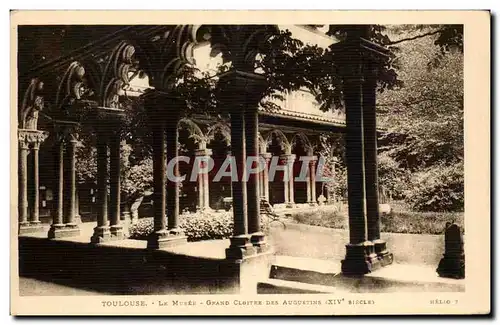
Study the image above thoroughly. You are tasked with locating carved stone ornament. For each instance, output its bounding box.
[19,78,44,130]
[55,61,89,114]
[205,25,278,72]
[18,129,49,149]
[101,42,137,108]
[142,25,199,90]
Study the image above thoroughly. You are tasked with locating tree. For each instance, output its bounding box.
[376,26,464,211]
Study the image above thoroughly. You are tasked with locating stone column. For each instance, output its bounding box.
[226,107,253,259]
[75,187,81,224]
[30,141,41,225]
[280,154,295,207]
[145,93,187,249]
[203,158,210,210]
[310,158,318,205]
[109,135,124,239]
[18,139,29,228]
[64,138,79,230]
[91,135,111,243]
[363,61,393,266]
[335,26,381,275]
[287,154,296,207]
[195,148,212,211]
[260,153,271,201]
[49,138,66,238]
[259,170,265,199]
[165,118,185,239]
[281,155,290,205]
[147,121,168,248]
[305,160,312,203]
[246,106,266,249]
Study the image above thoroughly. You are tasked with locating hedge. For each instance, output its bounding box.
[286,204,464,235]
[129,210,270,242]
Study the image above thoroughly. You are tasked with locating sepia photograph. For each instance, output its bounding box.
[10,10,490,316]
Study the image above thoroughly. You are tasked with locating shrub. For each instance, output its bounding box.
[129,211,269,242]
[285,202,464,235]
[378,151,409,200]
[181,211,233,241]
[129,217,155,239]
[404,162,464,212]
[287,205,348,229]
[380,210,464,235]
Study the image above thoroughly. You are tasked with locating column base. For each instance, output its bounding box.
[110,225,125,240]
[220,249,275,294]
[373,239,394,267]
[167,227,185,236]
[285,203,296,208]
[225,235,256,260]
[308,202,318,206]
[19,222,45,235]
[90,226,111,243]
[341,242,381,276]
[250,232,270,253]
[147,230,188,249]
[48,223,80,239]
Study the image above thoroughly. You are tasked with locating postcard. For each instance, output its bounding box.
[10,10,490,316]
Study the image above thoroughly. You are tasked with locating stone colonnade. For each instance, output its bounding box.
[89,108,126,243]
[46,121,82,238]
[18,24,392,276]
[332,26,393,275]
[18,129,49,234]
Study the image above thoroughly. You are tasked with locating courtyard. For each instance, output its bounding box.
[15,22,465,296]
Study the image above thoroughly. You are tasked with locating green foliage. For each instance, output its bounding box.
[377,26,464,212]
[180,211,234,241]
[128,217,155,239]
[377,151,409,199]
[128,211,270,242]
[378,31,463,168]
[287,202,463,235]
[380,209,464,235]
[288,206,348,230]
[119,141,153,201]
[75,139,154,203]
[404,162,464,212]
[75,144,97,184]
[318,134,346,199]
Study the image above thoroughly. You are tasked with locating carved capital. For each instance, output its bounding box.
[143,90,185,123]
[194,148,213,157]
[18,129,49,148]
[52,120,79,144]
[205,25,278,71]
[218,70,268,110]
[330,32,390,84]
[87,107,126,137]
[279,153,296,164]
[260,152,272,161]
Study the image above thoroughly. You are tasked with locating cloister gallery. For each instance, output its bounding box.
[17,24,393,290]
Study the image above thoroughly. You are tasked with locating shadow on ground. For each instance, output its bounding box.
[19,236,234,296]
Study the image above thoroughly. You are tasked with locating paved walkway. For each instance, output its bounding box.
[17,220,446,296]
[19,277,102,296]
